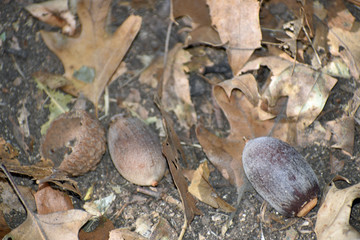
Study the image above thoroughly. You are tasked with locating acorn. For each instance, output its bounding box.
[108,115,166,186]
[40,110,106,176]
[242,136,320,217]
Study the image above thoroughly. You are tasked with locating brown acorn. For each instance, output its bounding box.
[108,115,166,186]
[40,110,106,176]
[242,137,320,217]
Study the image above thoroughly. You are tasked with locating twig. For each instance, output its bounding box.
[11,54,26,79]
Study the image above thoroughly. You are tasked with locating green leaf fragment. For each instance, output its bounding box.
[35,78,73,135]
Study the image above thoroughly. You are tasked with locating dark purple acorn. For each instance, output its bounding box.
[242,137,320,217]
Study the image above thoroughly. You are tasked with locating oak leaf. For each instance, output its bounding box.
[40,0,142,110]
[206,0,262,75]
[188,161,235,212]
[315,179,360,240]
[4,209,91,240]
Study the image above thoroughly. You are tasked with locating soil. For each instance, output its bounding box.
[1,0,360,239]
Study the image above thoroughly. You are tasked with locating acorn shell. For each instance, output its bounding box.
[242,137,320,217]
[108,116,166,186]
[40,110,106,176]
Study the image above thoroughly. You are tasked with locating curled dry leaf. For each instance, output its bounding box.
[4,209,92,240]
[206,0,262,75]
[41,110,106,176]
[150,216,177,240]
[171,0,221,46]
[188,161,235,212]
[1,164,92,240]
[40,0,142,109]
[315,180,360,240]
[158,105,202,230]
[108,116,166,186]
[162,43,197,129]
[196,74,287,188]
[26,0,76,35]
[327,21,360,80]
[241,56,337,130]
[326,116,354,156]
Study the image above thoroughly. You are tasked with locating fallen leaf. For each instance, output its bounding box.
[196,74,287,188]
[327,0,355,31]
[1,157,81,196]
[241,56,337,130]
[79,218,114,240]
[1,164,91,240]
[121,88,149,120]
[138,56,163,88]
[25,0,76,35]
[33,71,69,90]
[188,161,235,212]
[150,216,177,240]
[109,228,147,240]
[162,44,197,129]
[0,211,11,239]
[17,102,30,138]
[206,0,262,75]
[158,104,202,234]
[315,180,360,240]
[0,180,36,214]
[329,154,344,174]
[83,193,116,217]
[34,183,74,215]
[35,78,73,135]
[0,137,19,160]
[4,209,92,240]
[326,116,354,156]
[40,0,142,110]
[171,0,221,46]
[327,21,360,80]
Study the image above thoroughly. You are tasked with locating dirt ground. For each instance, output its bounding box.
[1,0,360,239]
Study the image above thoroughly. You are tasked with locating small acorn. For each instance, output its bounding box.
[41,110,106,176]
[242,137,320,217]
[108,115,166,186]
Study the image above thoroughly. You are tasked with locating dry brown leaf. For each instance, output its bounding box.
[206,0,262,75]
[0,137,19,160]
[26,0,76,35]
[327,21,360,80]
[0,211,11,239]
[109,228,147,240]
[0,180,36,214]
[329,154,344,174]
[158,104,202,233]
[138,56,163,88]
[241,56,337,130]
[40,0,142,110]
[327,0,355,31]
[162,43,197,129]
[34,183,74,215]
[196,74,287,188]
[121,88,149,120]
[315,180,360,240]
[188,161,235,212]
[5,209,92,240]
[171,0,221,46]
[79,218,114,240]
[326,116,354,156]
[149,216,177,240]
[1,157,81,196]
